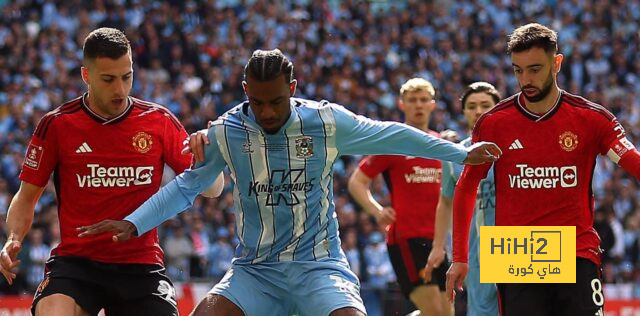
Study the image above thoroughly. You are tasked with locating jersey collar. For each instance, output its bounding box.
[81,93,133,125]
[515,90,563,122]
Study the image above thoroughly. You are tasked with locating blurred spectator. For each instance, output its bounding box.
[207,227,234,280]
[164,225,193,282]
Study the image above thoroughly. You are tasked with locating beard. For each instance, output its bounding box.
[521,70,554,103]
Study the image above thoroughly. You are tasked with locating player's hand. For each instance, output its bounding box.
[375,207,396,227]
[445,262,468,303]
[181,129,209,162]
[0,239,22,285]
[422,247,445,282]
[462,142,502,165]
[440,129,460,142]
[77,220,137,242]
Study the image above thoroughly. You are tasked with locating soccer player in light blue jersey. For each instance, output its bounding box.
[78,49,502,316]
[424,82,501,316]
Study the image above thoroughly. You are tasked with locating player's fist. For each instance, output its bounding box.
[0,239,22,284]
[77,220,137,242]
[445,262,468,303]
[463,142,502,165]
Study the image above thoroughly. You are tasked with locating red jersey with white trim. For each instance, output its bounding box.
[467,90,629,266]
[20,94,191,265]
[358,130,442,244]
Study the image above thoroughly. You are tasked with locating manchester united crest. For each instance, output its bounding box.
[558,131,578,152]
[132,132,153,153]
[295,136,314,159]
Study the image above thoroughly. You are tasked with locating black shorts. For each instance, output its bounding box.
[31,256,178,316]
[497,258,604,316]
[387,237,449,296]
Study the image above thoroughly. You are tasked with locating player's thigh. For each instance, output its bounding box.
[289,260,366,316]
[329,306,366,316]
[32,276,103,316]
[553,258,604,316]
[497,283,552,316]
[208,263,289,315]
[191,294,244,316]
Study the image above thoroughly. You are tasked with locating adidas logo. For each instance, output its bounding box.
[508,139,524,150]
[75,142,93,153]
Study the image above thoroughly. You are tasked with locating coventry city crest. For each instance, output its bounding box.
[295,136,314,159]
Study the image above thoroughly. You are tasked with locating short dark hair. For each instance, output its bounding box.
[460,82,501,109]
[507,23,558,54]
[83,28,131,63]
[244,49,294,83]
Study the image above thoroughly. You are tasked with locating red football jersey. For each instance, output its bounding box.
[20,94,191,265]
[457,91,628,266]
[359,130,442,243]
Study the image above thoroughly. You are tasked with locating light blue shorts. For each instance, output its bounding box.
[465,267,499,316]
[209,259,366,316]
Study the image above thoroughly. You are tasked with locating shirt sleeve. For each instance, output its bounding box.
[162,112,192,174]
[19,114,59,187]
[358,155,392,179]
[440,161,456,199]
[126,126,227,235]
[332,104,468,163]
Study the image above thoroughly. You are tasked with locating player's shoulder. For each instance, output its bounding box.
[475,93,519,127]
[34,95,84,139]
[130,97,183,129]
[561,90,616,121]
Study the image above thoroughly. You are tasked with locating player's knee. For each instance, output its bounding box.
[329,306,366,316]
[191,294,244,316]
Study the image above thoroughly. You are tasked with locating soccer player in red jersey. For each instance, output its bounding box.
[0,28,223,316]
[349,78,452,316]
[446,23,640,316]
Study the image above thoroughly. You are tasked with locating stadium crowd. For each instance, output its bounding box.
[1,0,640,313]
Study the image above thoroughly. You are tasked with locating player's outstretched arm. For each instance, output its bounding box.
[347,168,396,227]
[1,181,45,284]
[462,141,502,165]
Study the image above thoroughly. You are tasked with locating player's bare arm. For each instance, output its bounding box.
[1,181,45,284]
[423,194,452,282]
[462,141,502,165]
[347,169,396,227]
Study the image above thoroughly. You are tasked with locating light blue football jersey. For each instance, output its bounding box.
[127,98,469,264]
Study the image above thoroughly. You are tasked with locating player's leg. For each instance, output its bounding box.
[329,306,366,316]
[199,263,289,316]
[552,258,604,316]
[34,294,91,316]
[190,294,244,316]
[32,258,106,316]
[496,283,552,316]
[466,267,499,316]
[289,259,366,315]
[408,284,447,315]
